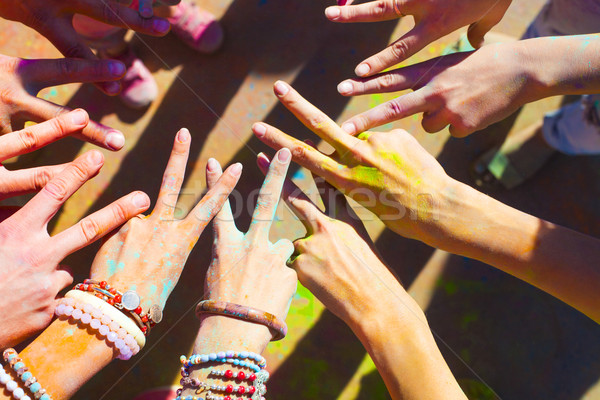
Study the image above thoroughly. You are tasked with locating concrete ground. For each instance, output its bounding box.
[1,0,600,398]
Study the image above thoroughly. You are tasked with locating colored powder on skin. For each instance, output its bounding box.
[133,252,141,259]
[351,165,384,187]
[107,259,117,276]
[65,329,74,337]
[149,285,157,296]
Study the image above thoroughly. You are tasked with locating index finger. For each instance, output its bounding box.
[0,109,89,161]
[24,96,125,151]
[248,148,292,238]
[340,87,432,135]
[13,150,104,229]
[272,81,359,152]
[325,0,406,23]
[252,122,345,186]
[355,25,432,77]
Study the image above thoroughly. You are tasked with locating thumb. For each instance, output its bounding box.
[467,2,510,48]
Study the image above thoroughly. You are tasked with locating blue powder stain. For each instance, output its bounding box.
[107,259,117,276]
[160,280,174,303]
[165,261,172,267]
[117,262,125,271]
[133,252,141,259]
[292,169,307,180]
[149,285,157,296]
[249,83,255,90]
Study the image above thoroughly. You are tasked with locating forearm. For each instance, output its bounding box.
[344,274,466,400]
[433,179,600,322]
[0,318,114,400]
[521,34,600,97]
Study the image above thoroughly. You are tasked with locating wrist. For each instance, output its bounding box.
[516,38,561,100]
[194,315,271,355]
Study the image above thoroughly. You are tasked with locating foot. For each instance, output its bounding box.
[100,45,158,110]
[168,1,224,54]
[471,121,556,190]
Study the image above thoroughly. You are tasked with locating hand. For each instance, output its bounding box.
[253,81,454,244]
[256,152,387,324]
[0,54,126,148]
[0,150,150,347]
[90,129,242,310]
[338,42,536,137]
[0,0,171,93]
[325,0,511,76]
[202,148,297,345]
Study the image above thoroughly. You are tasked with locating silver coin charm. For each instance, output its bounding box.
[149,304,163,323]
[121,290,140,311]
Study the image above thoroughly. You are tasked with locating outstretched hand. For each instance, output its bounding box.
[0,150,150,348]
[325,0,511,77]
[91,129,242,311]
[338,42,535,137]
[0,54,126,147]
[253,81,453,244]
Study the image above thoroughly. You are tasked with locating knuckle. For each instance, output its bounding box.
[307,113,329,131]
[390,40,410,61]
[385,99,405,118]
[111,201,129,223]
[80,218,101,242]
[32,168,52,189]
[291,144,309,162]
[17,128,38,151]
[70,162,91,182]
[42,178,69,202]
[372,0,392,18]
[377,73,397,91]
[56,58,79,77]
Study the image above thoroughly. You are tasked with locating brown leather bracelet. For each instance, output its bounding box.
[195,300,287,341]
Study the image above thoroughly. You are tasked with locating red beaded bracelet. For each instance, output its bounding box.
[195,300,287,341]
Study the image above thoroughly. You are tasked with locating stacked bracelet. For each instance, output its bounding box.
[1,349,51,400]
[195,300,287,341]
[55,296,140,360]
[74,279,163,336]
[177,352,269,400]
[180,351,267,373]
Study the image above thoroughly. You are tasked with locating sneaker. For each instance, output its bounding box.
[168,1,224,54]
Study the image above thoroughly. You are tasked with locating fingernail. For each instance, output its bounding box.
[153,18,170,33]
[253,123,267,138]
[105,81,121,95]
[132,192,150,208]
[355,63,370,77]
[105,131,125,150]
[337,81,353,95]
[207,158,218,172]
[177,128,190,143]
[341,122,356,134]
[274,81,289,97]
[277,148,291,163]
[325,7,341,19]
[257,153,270,169]
[71,109,88,126]
[109,61,126,77]
[230,163,243,177]
[89,150,104,166]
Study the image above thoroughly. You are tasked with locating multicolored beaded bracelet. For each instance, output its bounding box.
[209,369,258,383]
[56,293,143,359]
[175,391,266,400]
[75,279,163,336]
[195,300,287,341]
[180,351,267,373]
[2,349,51,400]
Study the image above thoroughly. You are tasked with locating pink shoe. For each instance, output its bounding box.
[168,1,224,54]
[100,46,158,110]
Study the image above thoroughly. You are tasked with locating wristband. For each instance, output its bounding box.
[2,348,52,400]
[195,300,287,341]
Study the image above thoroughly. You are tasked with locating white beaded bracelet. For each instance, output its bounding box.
[64,290,145,348]
[0,365,29,400]
[56,292,144,360]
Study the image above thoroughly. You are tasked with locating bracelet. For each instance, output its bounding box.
[180,351,267,373]
[2,348,51,400]
[195,300,287,341]
[65,290,146,349]
[55,297,140,360]
[209,369,258,383]
[75,279,163,335]
[179,379,257,396]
